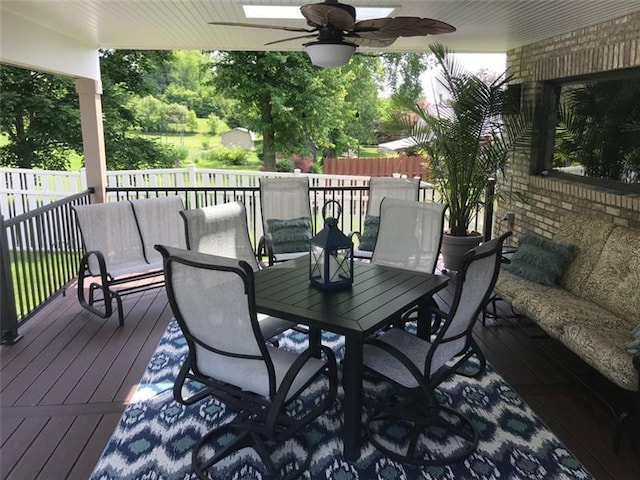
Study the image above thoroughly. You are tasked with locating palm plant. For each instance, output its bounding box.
[389,43,529,237]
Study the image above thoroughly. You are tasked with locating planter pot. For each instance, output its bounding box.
[441,232,483,272]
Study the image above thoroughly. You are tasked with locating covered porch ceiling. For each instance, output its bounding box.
[2,1,640,75]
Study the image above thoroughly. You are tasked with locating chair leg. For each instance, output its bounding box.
[366,404,479,466]
[455,338,487,378]
[192,419,313,480]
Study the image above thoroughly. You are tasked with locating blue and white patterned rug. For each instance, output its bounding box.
[91,320,592,480]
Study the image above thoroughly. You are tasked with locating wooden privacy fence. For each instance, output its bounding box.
[323,156,427,178]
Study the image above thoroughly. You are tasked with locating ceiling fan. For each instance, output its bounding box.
[209,0,456,67]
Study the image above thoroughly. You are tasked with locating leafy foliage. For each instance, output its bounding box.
[0,66,81,168]
[212,51,384,170]
[555,79,640,183]
[200,147,256,166]
[104,136,187,170]
[275,158,296,172]
[388,44,530,236]
[382,53,434,105]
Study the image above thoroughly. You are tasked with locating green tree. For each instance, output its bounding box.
[1,51,180,170]
[0,66,81,169]
[99,49,181,169]
[133,95,167,132]
[341,55,385,146]
[382,53,434,105]
[212,51,384,169]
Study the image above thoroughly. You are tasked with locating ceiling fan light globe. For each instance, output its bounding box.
[304,41,356,67]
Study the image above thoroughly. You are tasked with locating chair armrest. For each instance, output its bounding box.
[256,235,276,266]
[349,231,363,243]
[365,336,427,385]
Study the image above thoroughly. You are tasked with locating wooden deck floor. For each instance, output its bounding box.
[1,280,639,480]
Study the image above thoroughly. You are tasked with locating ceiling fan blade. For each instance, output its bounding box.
[347,33,397,48]
[208,21,314,34]
[301,4,355,31]
[264,34,318,47]
[355,17,456,38]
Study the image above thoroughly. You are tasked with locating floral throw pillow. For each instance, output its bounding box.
[503,234,576,286]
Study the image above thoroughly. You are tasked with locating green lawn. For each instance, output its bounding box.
[10,250,80,320]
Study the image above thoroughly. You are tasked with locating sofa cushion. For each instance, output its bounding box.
[555,213,615,297]
[503,234,576,286]
[561,322,639,391]
[579,226,640,324]
[495,270,553,305]
[505,277,628,339]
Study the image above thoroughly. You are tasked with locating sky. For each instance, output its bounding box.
[420,53,507,103]
[454,53,506,73]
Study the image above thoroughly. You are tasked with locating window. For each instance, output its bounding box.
[552,72,640,185]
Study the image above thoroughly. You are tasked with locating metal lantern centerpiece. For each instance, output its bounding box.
[309,200,354,290]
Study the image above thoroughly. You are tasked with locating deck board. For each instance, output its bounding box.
[1,277,639,480]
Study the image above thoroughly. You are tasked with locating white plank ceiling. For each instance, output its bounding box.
[2,1,640,54]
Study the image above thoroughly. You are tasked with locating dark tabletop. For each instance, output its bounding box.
[254,256,449,338]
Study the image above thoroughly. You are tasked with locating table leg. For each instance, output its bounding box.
[309,327,322,358]
[342,336,363,461]
[416,298,430,339]
[309,327,322,347]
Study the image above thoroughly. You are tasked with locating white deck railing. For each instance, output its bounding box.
[1,165,382,218]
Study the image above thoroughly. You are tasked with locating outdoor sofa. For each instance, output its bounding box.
[493,212,640,449]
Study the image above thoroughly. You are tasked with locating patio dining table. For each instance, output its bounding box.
[253,255,449,462]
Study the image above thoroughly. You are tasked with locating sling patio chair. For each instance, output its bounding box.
[371,197,446,329]
[362,232,511,466]
[257,176,313,266]
[371,197,446,274]
[180,201,297,340]
[351,176,421,259]
[155,245,338,480]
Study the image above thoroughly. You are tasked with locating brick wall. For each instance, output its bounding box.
[497,11,640,241]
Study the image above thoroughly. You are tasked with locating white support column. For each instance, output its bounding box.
[75,77,107,203]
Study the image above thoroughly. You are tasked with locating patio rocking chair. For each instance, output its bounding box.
[180,201,297,340]
[257,176,313,266]
[73,196,185,326]
[362,231,511,466]
[155,245,338,480]
[351,176,421,259]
